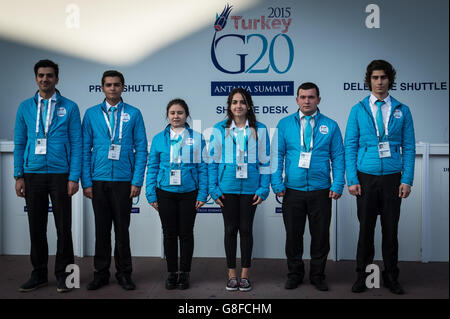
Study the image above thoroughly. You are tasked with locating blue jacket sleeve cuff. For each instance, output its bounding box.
[330,184,343,195]
[271,184,286,195]
[210,187,223,201]
[146,194,157,204]
[255,187,269,201]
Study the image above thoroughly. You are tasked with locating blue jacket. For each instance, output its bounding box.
[344,95,416,186]
[271,110,345,195]
[81,100,148,188]
[145,125,208,203]
[14,91,82,182]
[208,120,271,200]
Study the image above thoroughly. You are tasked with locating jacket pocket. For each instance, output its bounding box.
[25,143,31,167]
[64,144,70,167]
[219,165,226,183]
[357,146,367,168]
[128,151,135,172]
[91,150,97,172]
[190,168,198,188]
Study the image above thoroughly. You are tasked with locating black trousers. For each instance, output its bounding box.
[24,173,74,280]
[156,188,198,273]
[282,188,331,281]
[92,181,132,279]
[356,172,402,279]
[221,194,257,269]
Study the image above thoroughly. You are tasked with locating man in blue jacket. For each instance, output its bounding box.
[14,59,82,293]
[345,60,415,295]
[271,82,345,291]
[81,70,148,291]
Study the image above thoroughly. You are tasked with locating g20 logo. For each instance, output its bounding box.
[211,4,294,75]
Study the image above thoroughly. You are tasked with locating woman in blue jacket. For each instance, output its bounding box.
[146,99,207,290]
[208,88,270,292]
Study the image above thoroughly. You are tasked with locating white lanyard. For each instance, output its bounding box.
[299,117,314,151]
[35,99,52,136]
[232,127,247,151]
[170,129,185,164]
[103,107,124,142]
[232,127,248,163]
[372,101,390,140]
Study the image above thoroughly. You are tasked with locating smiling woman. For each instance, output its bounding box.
[146,98,208,290]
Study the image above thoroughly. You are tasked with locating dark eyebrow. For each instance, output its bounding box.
[37,72,54,77]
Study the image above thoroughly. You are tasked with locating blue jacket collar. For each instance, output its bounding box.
[33,89,61,105]
[293,107,322,123]
[100,98,124,113]
[361,95,402,116]
[164,123,191,136]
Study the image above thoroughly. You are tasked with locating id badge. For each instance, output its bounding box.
[236,164,248,179]
[298,152,312,169]
[378,142,391,158]
[108,144,121,160]
[35,138,47,155]
[170,169,181,185]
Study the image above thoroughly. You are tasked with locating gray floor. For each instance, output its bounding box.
[0,255,448,299]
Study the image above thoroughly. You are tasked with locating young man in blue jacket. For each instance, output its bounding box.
[81,70,148,291]
[14,59,82,293]
[271,82,345,292]
[345,60,415,295]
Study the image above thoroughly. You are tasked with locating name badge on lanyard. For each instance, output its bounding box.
[35,99,51,155]
[35,138,47,154]
[236,163,248,179]
[170,169,181,185]
[378,141,391,158]
[108,144,121,160]
[298,152,312,168]
[375,111,391,158]
[233,128,248,178]
[103,107,124,161]
[298,118,313,169]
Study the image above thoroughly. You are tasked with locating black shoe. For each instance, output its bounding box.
[285,276,302,289]
[311,278,329,291]
[226,277,239,291]
[386,280,405,295]
[117,274,136,290]
[238,278,252,292]
[166,272,178,290]
[351,275,367,293]
[178,272,190,290]
[87,276,109,290]
[56,276,73,293]
[383,277,404,295]
[18,277,48,292]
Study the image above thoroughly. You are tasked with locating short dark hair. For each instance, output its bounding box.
[365,60,396,90]
[166,98,190,119]
[34,59,59,78]
[297,82,320,97]
[101,70,125,86]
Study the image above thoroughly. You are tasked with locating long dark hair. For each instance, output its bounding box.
[226,88,257,139]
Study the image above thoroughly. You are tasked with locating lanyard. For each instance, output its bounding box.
[103,107,124,142]
[170,129,185,165]
[35,99,52,137]
[372,105,390,141]
[375,116,390,141]
[232,127,248,162]
[299,117,314,151]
